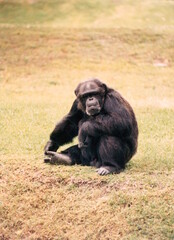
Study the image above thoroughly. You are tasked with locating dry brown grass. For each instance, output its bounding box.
[1,155,174,239]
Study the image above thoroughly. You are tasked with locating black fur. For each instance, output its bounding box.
[44,79,138,175]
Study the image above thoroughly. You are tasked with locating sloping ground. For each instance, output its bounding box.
[0,1,174,239]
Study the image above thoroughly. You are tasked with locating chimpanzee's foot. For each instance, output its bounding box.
[45,151,72,165]
[44,153,52,163]
[96,166,122,175]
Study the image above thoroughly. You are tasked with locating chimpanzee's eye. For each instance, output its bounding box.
[81,94,89,99]
[80,95,87,103]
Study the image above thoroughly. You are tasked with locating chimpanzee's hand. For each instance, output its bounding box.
[44,140,59,154]
[44,140,59,163]
[78,122,89,148]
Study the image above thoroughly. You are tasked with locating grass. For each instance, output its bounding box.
[0,1,174,239]
[0,0,174,29]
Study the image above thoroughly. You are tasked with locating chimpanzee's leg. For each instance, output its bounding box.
[45,136,127,176]
[45,145,81,165]
[45,139,98,167]
[96,136,127,175]
[78,136,99,166]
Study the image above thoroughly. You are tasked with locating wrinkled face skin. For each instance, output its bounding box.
[75,79,106,116]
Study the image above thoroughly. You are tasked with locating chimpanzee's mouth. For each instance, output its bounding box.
[86,106,101,116]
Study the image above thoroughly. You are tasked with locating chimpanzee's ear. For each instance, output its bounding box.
[74,89,78,96]
[102,83,108,95]
[74,84,80,96]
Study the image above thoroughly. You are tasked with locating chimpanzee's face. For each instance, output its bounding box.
[75,79,106,116]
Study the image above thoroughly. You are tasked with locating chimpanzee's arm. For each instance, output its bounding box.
[44,100,83,153]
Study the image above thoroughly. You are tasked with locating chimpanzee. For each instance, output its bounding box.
[44,79,138,175]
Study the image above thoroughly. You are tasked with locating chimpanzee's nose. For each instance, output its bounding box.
[89,97,93,101]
